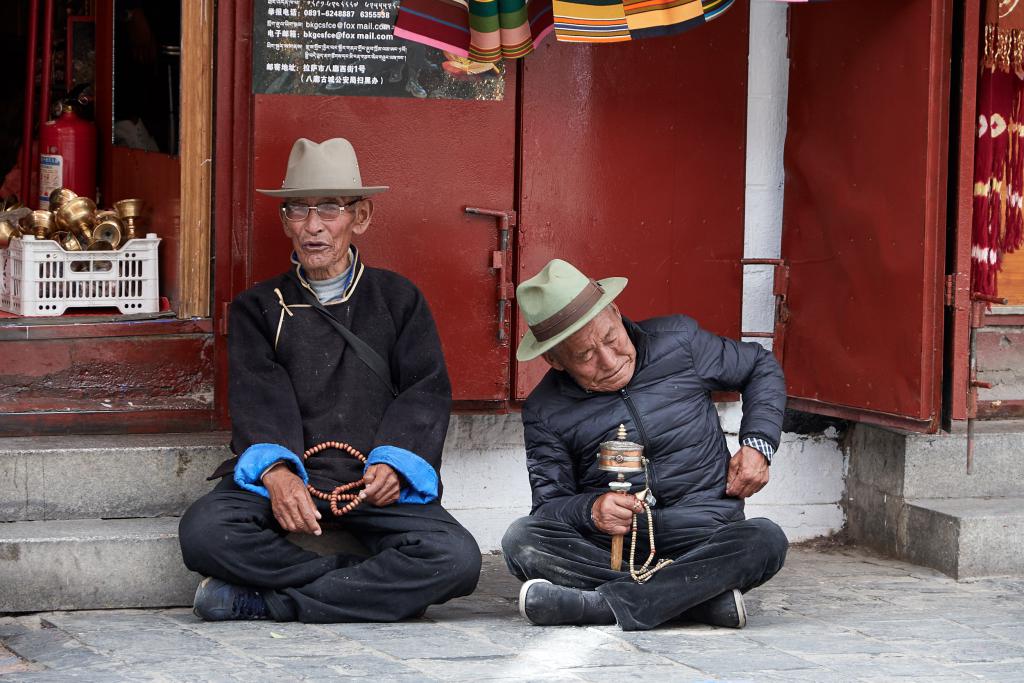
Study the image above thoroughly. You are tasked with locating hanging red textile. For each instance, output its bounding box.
[973,0,1024,296]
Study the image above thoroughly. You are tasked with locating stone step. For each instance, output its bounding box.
[0,518,200,612]
[903,497,1024,580]
[848,424,1024,500]
[0,516,469,612]
[0,433,230,522]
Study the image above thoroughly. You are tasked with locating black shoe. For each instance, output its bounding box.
[193,577,270,621]
[683,589,747,628]
[518,579,615,626]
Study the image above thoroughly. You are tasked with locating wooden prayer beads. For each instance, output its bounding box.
[302,441,368,517]
[627,496,673,584]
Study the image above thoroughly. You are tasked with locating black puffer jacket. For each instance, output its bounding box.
[522,315,786,533]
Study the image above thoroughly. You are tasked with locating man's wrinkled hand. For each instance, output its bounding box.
[264,465,321,535]
[361,463,401,507]
[726,445,770,499]
[591,492,641,535]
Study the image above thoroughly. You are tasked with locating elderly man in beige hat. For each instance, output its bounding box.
[502,259,788,631]
[178,137,481,622]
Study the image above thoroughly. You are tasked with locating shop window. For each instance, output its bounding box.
[0,0,216,433]
[112,1,180,154]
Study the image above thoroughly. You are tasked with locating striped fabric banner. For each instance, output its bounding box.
[395,0,554,62]
[554,0,732,42]
[394,0,734,62]
[553,0,732,43]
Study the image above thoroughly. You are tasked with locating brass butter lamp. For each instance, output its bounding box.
[0,220,21,248]
[93,210,124,249]
[51,230,81,252]
[56,196,97,242]
[48,187,78,213]
[0,206,29,247]
[30,209,56,240]
[114,198,144,241]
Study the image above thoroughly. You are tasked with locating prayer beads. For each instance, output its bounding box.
[302,441,368,517]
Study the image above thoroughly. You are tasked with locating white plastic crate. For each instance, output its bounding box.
[0,234,161,316]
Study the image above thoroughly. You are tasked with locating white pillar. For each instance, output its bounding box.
[743,0,790,347]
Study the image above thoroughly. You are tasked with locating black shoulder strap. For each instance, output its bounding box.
[294,279,398,397]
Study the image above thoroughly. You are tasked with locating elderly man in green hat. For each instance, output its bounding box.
[178,137,481,623]
[502,259,788,631]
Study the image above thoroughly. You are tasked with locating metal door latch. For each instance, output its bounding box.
[740,258,790,361]
[465,207,516,343]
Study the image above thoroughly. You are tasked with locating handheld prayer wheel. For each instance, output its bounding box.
[597,424,645,571]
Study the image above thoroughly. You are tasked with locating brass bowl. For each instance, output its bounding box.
[52,230,82,252]
[30,209,56,239]
[56,196,97,241]
[114,198,144,240]
[93,212,124,248]
[0,219,21,248]
[86,238,115,251]
[48,187,78,213]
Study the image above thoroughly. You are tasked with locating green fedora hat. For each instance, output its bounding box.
[516,259,627,361]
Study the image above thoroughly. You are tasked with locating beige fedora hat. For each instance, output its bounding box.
[516,259,627,361]
[256,137,389,198]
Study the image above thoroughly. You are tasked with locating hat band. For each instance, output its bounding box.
[531,280,605,343]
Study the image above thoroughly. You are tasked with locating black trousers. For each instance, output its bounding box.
[178,478,481,623]
[501,512,788,631]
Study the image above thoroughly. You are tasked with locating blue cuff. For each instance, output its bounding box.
[234,443,308,499]
[366,446,438,504]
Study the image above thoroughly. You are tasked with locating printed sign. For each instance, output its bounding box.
[39,155,63,209]
[253,0,504,101]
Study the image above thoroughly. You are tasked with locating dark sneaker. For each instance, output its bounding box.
[683,588,747,629]
[518,579,615,626]
[193,577,270,621]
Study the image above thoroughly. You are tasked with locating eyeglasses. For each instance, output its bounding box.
[280,199,362,222]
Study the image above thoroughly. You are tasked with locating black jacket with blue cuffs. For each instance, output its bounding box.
[210,247,452,500]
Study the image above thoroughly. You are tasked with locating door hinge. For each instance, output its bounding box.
[218,301,229,336]
[945,272,969,308]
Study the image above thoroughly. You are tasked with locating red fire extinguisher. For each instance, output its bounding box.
[38,101,96,209]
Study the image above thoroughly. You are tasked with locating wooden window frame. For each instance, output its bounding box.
[178,0,214,318]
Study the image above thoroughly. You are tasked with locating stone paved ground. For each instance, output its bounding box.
[1,546,1022,682]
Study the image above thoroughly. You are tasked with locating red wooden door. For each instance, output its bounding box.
[249,87,517,402]
[780,0,951,431]
[514,4,751,398]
